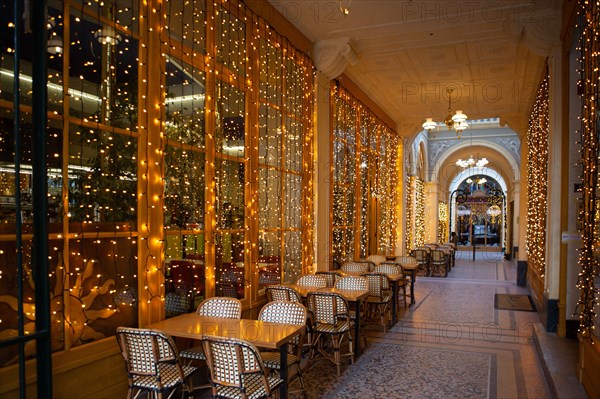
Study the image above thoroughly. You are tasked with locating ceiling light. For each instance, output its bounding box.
[94,26,122,45]
[422,88,469,138]
[456,155,488,169]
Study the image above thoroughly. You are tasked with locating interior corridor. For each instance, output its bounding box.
[285,253,585,399]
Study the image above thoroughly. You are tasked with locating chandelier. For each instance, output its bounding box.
[422,88,469,138]
[455,156,489,168]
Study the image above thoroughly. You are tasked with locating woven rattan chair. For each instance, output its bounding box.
[296,274,327,288]
[265,285,302,302]
[375,262,408,309]
[414,249,430,276]
[315,271,341,287]
[180,297,242,364]
[116,327,198,399]
[334,275,368,349]
[361,272,392,333]
[366,254,386,267]
[258,301,307,394]
[430,249,448,277]
[201,335,283,399]
[306,291,354,377]
[341,261,369,275]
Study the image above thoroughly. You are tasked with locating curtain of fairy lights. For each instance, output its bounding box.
[438,201,448,243]
[331,83,399,265]
[160,0,314,302]
[415,177,425,248]
[377,127,399,254]
[525,64,549,280]
[576,0,600,339]
[405,176,415,252]
[0,0,140,363]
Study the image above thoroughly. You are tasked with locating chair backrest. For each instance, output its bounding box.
[116,327,183,383]
[375,262,401,277]
[414,249,429,262]
[361,272,388,296]
[431,249,446,262]
[341,261,369,275]
[334,275,368,291]
[366,254,386,267]
[202,336,274,396]
[259,301,307,352]
[296,274,327,288]
[196,297,242,318]
[265,285,302,302]
[395,255,417,266]
[307,291,349,326]
[315,271,340,287]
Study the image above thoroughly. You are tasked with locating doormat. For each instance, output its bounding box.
[494,294,536,312]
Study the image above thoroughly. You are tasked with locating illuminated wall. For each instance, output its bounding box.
[0,0,314,367]
[331,83,398,267]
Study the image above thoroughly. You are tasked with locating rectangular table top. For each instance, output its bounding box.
[146,314,304,349]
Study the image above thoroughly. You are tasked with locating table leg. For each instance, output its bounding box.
[391,280,398,325]
[354,299,362,356]
[410,270,416,305]
[279,343,288,399]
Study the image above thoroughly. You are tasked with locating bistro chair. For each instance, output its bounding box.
[334,275,368,349]
[366,254,387,267]
[361,272,392,333]
[306,291,354,377]
[201,335,283,399]
[375,262,408,309]
[179,297,242,364]
[296,274,327,288]
[116,327,198,399]
[430,249,448,277]
[414,249,430,276]
[341,261,369,276]
[315,270,342,287]
[265,285,302,303]
[258,301,308,394]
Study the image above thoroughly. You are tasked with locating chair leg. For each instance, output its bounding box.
[332,335,341,377]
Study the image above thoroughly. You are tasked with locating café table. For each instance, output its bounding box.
[146,314,304,399]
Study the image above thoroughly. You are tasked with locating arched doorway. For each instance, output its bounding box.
[450,174,505,252]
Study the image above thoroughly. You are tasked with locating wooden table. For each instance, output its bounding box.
[396,259,418,306]
[146,314,304,398]
[318,287,369,356]
[281,283,323,298]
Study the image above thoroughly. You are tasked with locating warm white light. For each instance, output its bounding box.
[476,157,489,167]
[94,27,122,45]
[47,36,63,54]
[452,110,467,123]
[422,118,437,132]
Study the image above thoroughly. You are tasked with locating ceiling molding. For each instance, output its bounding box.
[313,38,359,79]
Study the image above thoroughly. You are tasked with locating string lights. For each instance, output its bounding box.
[525,65,549,280]
[331,83,399,265]
[0,0,315,363]
[438,201,448,243]
[575,0,600,340]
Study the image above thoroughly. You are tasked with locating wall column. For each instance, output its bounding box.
[315,72,331,271]
[545,46,565,334]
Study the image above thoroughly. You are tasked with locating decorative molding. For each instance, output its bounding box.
[509,7,561,56]
[313,38,359,79]
[491,137,521,167]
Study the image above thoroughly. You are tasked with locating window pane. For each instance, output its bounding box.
[259,104,282,167]
[259,38,282,106]
[68,124,137,224]
[259,168,281,229]
[215,159,245,230]
[215,232,245,299]
[258,231,281,289]
[215,5,246,78]
[164,0,206,55]
[164,146,204,228]
[284,173,301,229]
[215,82,245,158]
[284,117,302,172]
[284,231,301,283]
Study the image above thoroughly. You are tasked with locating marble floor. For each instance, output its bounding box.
[194,253,586,399]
